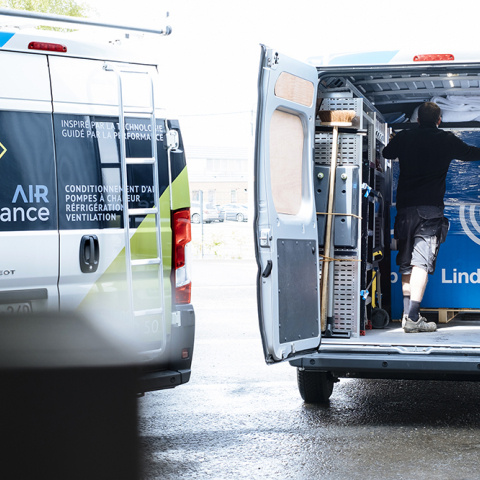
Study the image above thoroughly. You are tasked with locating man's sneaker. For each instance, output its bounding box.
[403,316,437,333]
[402,314,408,329]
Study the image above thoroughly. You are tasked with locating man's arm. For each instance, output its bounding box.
[448,133,480,161]
[382,131,403,159]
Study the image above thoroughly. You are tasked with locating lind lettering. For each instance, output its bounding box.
[442,268,480,284]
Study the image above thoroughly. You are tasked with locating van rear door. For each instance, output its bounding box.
[50,56,169,353]
[255,46,321,363]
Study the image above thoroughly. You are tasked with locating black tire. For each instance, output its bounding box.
[191,213,200,224]
[297,369,335,404]
[236,213,244,222]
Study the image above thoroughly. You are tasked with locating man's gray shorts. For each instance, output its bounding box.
[394,206,448,275]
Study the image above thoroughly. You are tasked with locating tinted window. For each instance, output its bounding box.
[55,114,169,229]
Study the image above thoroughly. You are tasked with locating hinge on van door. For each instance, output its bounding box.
[267,51,279,69]
[166,129,179,150]
[259,228,271,247]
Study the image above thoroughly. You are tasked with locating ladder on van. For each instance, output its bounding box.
[107,65,166,354]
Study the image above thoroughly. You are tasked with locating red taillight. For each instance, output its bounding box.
[413,53,454,62]
[173,209,191,269]
[172,208,192,304]
[28,41,67,52]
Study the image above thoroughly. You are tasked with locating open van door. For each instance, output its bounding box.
[255,46,321,364]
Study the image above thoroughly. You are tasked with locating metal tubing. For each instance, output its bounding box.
[0,7,171,35]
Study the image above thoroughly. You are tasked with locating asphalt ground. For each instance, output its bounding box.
[139,225,480,480]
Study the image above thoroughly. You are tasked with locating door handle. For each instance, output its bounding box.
[262,260,273,278]
[80,235,99,273]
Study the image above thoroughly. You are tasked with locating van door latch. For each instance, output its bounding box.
[80,235,99,273]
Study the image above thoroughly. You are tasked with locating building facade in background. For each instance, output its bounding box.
[187,145,250,206]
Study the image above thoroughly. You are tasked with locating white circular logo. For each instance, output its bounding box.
[459,204,480,246]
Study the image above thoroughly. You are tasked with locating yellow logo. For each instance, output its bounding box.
[0,142,6,160]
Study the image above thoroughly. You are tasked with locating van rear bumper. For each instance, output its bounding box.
[290,351,480,381]
[138,305,195,393]
[138,368,191,392]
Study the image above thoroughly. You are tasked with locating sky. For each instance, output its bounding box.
[84,0,480,147]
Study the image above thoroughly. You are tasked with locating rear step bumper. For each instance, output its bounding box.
[138,368,191,393]
[290,352,480,381]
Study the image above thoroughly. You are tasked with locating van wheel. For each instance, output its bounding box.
[297,369,336,403]
[236,213,244,222]
[191,213,200,224]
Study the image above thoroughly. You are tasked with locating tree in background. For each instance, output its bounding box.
[0,0,90,17]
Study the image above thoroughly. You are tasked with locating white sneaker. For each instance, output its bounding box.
[403,316,437,333]
[401,314,408,329]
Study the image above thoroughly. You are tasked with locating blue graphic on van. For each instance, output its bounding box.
[0,32,14,48]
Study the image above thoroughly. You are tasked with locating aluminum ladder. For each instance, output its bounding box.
[106,64,166,354]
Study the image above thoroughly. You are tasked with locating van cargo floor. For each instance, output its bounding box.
[323,316,480,347]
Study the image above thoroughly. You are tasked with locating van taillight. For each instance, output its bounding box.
[172,208,192,304]
[413,54,454,62]
[28,41,67,52]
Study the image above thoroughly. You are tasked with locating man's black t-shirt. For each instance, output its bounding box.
[382,122,480,209]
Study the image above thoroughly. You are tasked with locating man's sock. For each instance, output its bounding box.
[403,296,410,317]
[408,301,421,321]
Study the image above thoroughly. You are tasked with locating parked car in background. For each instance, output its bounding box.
[191,202,221,223]
[219,203,248,222]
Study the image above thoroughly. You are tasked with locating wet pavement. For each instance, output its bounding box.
[138,253,480,480]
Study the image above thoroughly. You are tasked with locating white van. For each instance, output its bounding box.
[0,9,194,393]
[255,46,480,402]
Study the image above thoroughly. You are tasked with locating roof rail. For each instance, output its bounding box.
[0,7,172,36]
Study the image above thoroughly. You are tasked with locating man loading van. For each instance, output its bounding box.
[383,101,480,333]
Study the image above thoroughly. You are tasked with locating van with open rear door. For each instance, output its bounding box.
[255,46,480,402]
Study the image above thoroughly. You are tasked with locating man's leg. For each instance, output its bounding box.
[407,266,428,320]
[401,273,411,309]
[401,274,411,327]
[403,236,437,332]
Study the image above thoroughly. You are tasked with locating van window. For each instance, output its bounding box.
[270,110,303,215]
[54,114,168,230]
[274,72,314,107]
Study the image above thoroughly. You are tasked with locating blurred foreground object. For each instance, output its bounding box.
[0,312,139,480]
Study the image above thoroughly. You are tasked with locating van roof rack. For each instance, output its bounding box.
[0,7,171,36]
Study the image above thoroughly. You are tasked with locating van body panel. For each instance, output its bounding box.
[312,49,480,67]
[49,57,159,115]
[0,26,158,64]
[255,46,321,363]
[0,52,51,112]
[0,105,59,312]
